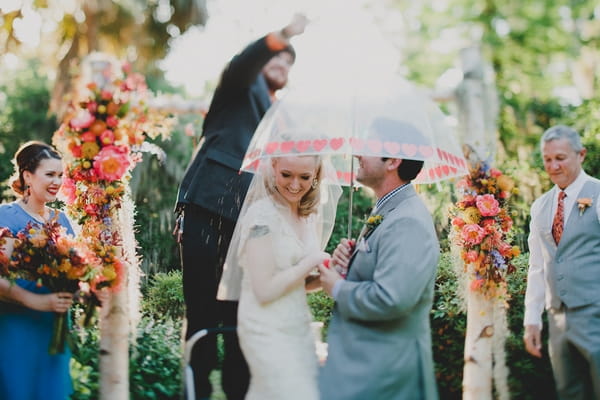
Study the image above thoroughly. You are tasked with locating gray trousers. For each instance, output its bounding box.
[548,303,600,400]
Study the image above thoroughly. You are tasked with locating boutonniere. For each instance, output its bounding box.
[366,214,384,230]
[577,197,593,216]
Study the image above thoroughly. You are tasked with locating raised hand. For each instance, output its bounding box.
[280,13,309,40]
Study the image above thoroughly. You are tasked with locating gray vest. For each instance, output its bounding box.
[539,180,600,309]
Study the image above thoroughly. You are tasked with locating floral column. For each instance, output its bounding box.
[449,163,519,400]
[53,54,173,399]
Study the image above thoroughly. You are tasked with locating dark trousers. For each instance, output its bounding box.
[181,204,249,399]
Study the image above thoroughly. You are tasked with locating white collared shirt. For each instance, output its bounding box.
[524,171,600,328]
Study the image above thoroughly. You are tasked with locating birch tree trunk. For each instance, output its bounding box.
[99,187,141,400]
[463,273,493,400]
[99,287,130,399]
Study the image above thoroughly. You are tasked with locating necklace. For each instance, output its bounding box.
[17,200,48,222]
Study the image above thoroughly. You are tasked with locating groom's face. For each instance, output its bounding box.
[355,155,386,189]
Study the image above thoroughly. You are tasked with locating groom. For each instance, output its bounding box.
[318,118,440,399]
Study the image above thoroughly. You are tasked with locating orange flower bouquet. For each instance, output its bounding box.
[3,215,102,354]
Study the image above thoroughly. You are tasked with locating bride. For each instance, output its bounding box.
[217,154,341,400]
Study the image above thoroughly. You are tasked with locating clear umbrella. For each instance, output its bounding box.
[241,76,468,236]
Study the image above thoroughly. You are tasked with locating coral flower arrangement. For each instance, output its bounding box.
[449,163,520,300]
[53,62,174,291]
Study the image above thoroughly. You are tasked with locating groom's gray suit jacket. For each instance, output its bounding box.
[319,185,440,400]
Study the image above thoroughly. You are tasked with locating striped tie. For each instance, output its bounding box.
[552,191,567,244]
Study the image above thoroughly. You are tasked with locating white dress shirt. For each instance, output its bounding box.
[524,171,600,328]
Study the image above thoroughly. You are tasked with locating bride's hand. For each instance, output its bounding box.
[300,251,330,274]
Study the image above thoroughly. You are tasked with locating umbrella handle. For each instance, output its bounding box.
[347,157,354,239]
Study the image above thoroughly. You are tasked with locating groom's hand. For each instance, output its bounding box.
[331,238,354,270]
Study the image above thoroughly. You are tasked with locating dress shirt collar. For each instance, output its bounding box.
[554,170,589,199]
[373,183,410,213]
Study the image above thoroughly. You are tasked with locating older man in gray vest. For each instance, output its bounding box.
[524,125,600,399]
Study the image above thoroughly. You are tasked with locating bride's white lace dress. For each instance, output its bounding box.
[237,198,319,400]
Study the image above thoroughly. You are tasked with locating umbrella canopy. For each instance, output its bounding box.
[241,76,468,186]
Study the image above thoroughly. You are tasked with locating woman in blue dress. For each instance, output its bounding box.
[0,141,74,400]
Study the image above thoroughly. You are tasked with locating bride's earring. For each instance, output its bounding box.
[23,184,31,204]
[311,179,318,189]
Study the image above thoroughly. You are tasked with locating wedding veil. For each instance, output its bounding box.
[217,156,342,301]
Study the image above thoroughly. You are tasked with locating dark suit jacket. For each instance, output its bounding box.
[177,35,282,221]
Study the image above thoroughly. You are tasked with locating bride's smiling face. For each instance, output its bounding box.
[272,156,318,207]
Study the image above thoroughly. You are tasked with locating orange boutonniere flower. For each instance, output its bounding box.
[577,198,593,216]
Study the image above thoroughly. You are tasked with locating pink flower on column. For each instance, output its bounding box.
[461,224,486,245]
[69,109,95,130]
[93,145,130,181]
[475,194,500,217]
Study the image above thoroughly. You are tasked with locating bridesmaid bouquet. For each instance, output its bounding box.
[1,215,102,354]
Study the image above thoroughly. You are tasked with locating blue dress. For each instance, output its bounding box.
[0,202,74,400]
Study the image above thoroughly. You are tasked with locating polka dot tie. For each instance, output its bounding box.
[552,191,567,245]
